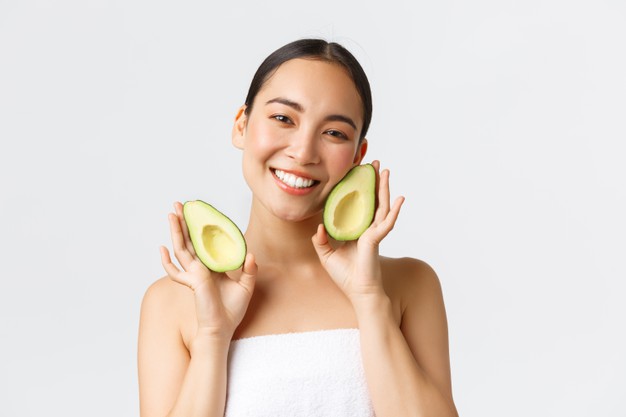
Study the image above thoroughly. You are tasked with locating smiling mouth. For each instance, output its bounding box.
[272,169,319,189]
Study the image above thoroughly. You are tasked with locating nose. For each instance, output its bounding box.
[285,127,320,165]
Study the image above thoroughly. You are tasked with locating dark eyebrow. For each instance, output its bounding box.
[266,97,357,131]
[325,114,357,131]
[266,97,303,112]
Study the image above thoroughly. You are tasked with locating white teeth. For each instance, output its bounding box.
[274,169,315,189]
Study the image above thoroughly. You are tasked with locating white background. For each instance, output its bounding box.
[1,0,625,416]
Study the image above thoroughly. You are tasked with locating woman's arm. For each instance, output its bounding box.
[138,203,257,417]
[352,259,458,417]
[137,279,231,417]
[312,161,457,417]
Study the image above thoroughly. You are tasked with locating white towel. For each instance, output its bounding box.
[225,328,375,417]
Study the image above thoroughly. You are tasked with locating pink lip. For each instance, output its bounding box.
[271,168,320,196]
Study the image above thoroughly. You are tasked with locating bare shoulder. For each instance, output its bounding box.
[139,276,196,346]
[141,276,189,316]
[380,256,445,315]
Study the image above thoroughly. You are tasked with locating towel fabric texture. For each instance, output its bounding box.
[225,328,375,417]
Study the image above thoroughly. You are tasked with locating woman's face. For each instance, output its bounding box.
[233,58,368,223]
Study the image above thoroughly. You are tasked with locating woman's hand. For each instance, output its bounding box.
[160,202,257,342]
[312,160,404,303]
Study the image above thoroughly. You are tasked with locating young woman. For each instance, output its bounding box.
[138,39,458,417]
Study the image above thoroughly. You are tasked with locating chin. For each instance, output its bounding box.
[272,207,322,224]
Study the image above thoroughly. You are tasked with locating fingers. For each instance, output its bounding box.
[370,160,381,212]
[168,212,195,269]
[378,196,405,240]
[174,202,197,257]
[374,168,391,224]
[161,245,204,291]
[312,224,334,265]
[160,246,184,283]
[238,253,258,294]
[363,161,405,243]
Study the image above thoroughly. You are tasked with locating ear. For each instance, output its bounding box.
[353,138,368,165]
[231,105,248,149]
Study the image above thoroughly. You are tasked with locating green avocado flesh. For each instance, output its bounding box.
[323,164,376,241]
[183,200,246,272]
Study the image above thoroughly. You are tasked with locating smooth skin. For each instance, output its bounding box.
[138,59,458,417]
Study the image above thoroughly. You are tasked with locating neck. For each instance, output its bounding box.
[244,200,323,267]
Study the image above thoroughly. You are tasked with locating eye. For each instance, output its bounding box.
[271,114,293,124]
[324,129,349,140]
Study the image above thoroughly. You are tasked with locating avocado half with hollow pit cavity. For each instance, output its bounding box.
[183,200,246,272]
[323,164,376,241]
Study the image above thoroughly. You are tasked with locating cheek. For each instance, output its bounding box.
[326,144,360,173]
[245,123,283,155]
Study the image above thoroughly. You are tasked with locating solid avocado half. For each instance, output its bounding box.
[323,164,376,241]
[183,200,246,272]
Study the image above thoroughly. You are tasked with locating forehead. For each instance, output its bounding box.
[255,58,364,120]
